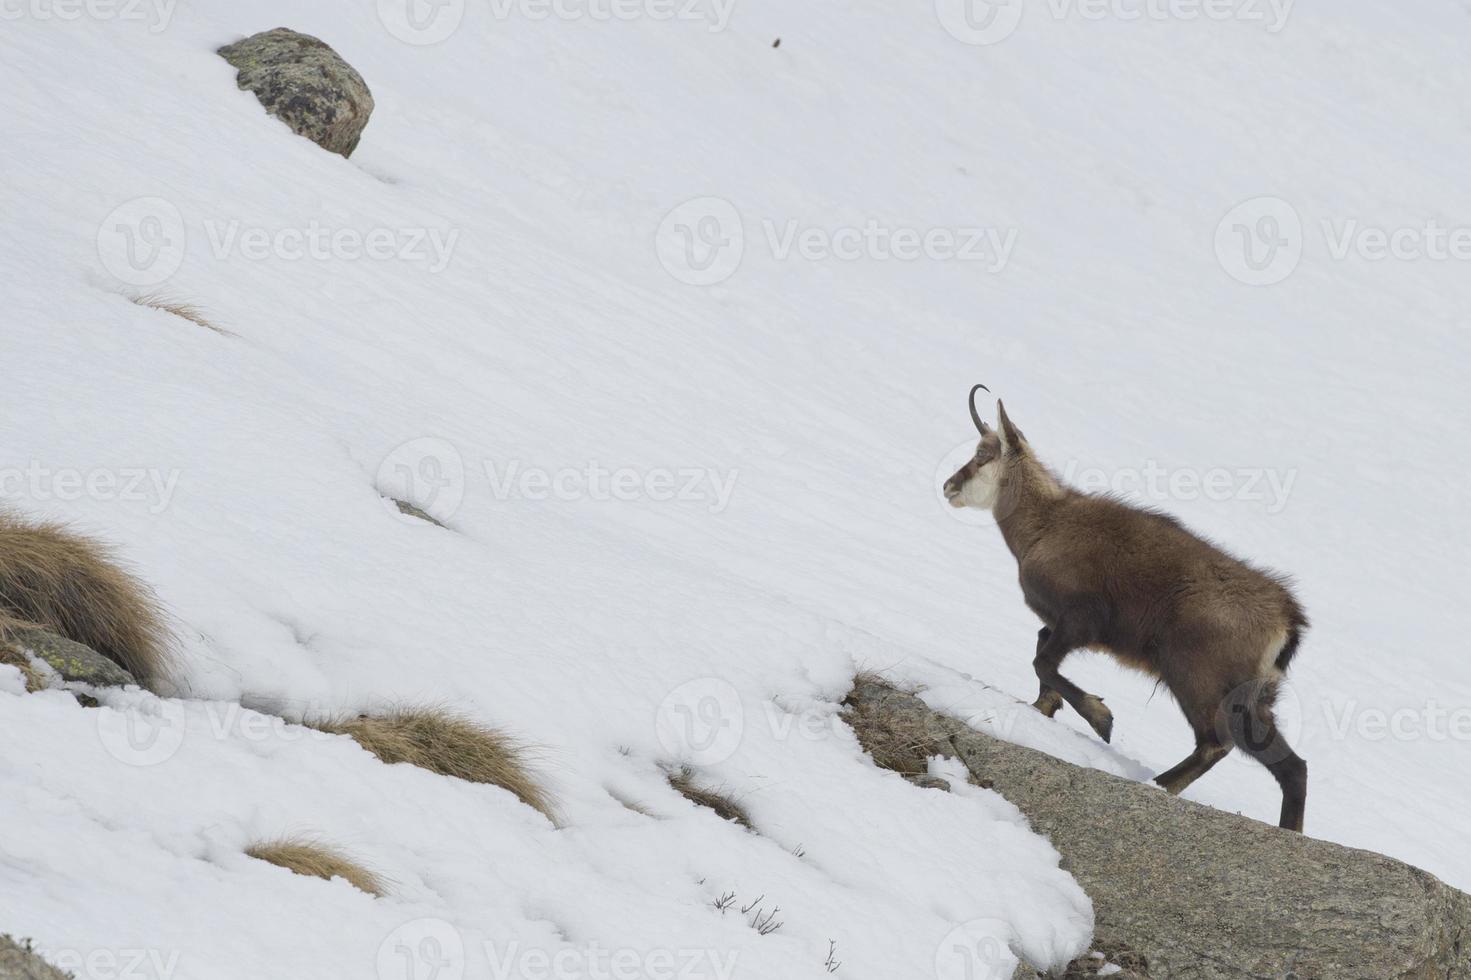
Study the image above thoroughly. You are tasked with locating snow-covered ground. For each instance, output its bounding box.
[3,1,1470,977]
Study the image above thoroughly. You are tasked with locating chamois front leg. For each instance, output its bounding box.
[1033,625,1114,742]
[1031,627,1065,718]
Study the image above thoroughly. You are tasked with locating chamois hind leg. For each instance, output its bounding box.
[1225,681,1307,832]
[1031,628,1065,718]
[1033,625,1113,742]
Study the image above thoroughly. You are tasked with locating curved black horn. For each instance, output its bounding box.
[968,383,991,434]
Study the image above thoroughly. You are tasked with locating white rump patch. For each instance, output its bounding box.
[1260,627,1289,679]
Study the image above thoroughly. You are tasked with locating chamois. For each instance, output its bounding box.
[943,385,1310,831]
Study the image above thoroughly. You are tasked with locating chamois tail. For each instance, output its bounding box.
[1275,602,1309,674]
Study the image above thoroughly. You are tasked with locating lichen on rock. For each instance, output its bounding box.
[218,28,374,158]
[3,627,136,689]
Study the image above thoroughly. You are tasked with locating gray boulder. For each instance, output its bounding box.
[845,678,1471,980]
[0,935,71,980]
[3,627,136,688]
[218,28,373,157]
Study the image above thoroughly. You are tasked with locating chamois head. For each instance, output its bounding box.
[943,384,1029,510]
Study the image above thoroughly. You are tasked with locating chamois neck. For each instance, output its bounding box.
[993,454,1066,560]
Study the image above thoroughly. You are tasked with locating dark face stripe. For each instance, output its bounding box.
[945,440,1000,494]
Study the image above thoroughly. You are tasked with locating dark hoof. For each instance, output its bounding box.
[1081,695,1113,743]
[1032,691,1064,718]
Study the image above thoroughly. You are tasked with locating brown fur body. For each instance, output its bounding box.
[1004,488,1307,699]
[945,394,1310,831]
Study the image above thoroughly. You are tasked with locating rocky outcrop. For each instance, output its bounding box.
[386,496,447,528]
[1049,942,1150,979]
[0,936,70,980]
[1,628,136,688]
[845,678,1471,980]
[218,28,373,157]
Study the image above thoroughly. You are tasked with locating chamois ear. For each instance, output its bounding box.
[996,399,1026,454]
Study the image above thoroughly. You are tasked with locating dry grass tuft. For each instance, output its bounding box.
[606,787,656,817]
[668,767,753,830]
[841,678,944,777]
[128,292,230,335]
[245,838,384,896]
[851,669,921,694]
[0,933,73,979]
[309,707,558,821]
[0,643,47,692]
[0,513,176,691]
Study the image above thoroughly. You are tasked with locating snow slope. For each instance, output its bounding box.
[3,0,1470,977]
